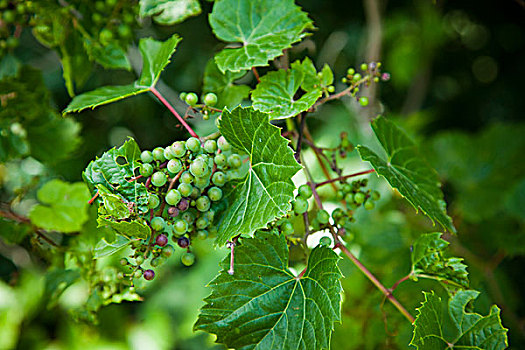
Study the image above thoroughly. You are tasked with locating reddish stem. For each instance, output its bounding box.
[295,266,307,280]
[252,67,261,83]
[316,169,375,188]
[150,87,198,138]
[88,191,99,204]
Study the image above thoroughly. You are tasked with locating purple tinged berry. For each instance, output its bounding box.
[177,198,189,212]
[381,72,391,81]
[178,236,190,248]
[156,234,168,247]
[168,206,179,217]
[143,269,155,281]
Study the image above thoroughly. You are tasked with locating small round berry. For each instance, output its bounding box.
[178,183,193,197]
[186,137,201,153]
[179,92,187,101]
[152,147,166,161]
[196,230,208,240]
[359,96,369,107]
[165,189,182,206]
[203,139,218,153]
[134,270,143,279]
[162,244,175,258]
[99,28,114,45]
[181,211,195,224]
[293,197,308,214]
[203,92,218,106]
[327,85,335,93]
[164,146,175,160]
[151,216,166,231]
[171,141,186,158]
[364,201,375,210]
[196,196,211,212]
[167,159,183,174]
[381,72,391,81]
[140,163,154,177]
[347,68,355,75]
[214,153,227,168]
[185,92,198,106]
[212,172,226,186]
[174,219,188,234]
[281,220,294,235]
[135,255,144,265]
[208,187,223,201]
[228,154,242,169]
[360,63,368,71]
[117,24,132,39]
[141,150,153,163]
[156,234,168,247]
[317,210,330,225]
[298,184,313,199]
[342,77,348,83]
[368,62,377,70]
[119,258,128,266]
[194,176,210,190]
[371,190,380,201]
[352,73,362,82]
[354,192,366,204]
[177,236,190,248]
[181,252,195,266]
[180,171,194,184]
[148,193,160,209]
[373,77,380,83]
[168,206,179,217]
[217,136,231,152]
[151,172,167,187]
[177,198,190,212]
[196,216,209,229]
[320,236,332,247]
[143,269,155,281]
[190,158,209,177]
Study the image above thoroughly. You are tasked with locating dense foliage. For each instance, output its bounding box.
[1,0,523,349]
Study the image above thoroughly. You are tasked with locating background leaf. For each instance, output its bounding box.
[195,231,342,349]
[140,0,202,25]
[358,116,456,233]
[209,0,314,72]
[137,34,182,87]
[215,107,301,245]
[202,59,250,109]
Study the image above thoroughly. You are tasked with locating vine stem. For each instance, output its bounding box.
[150,86,198,138]
[334,241,415,323]
[315,169,375,188]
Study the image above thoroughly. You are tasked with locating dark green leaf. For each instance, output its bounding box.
[84,41,131,70]
[215,107,301,245]
[0,54,20,79]
[411,233,469,290]
[28,180,91,233]
[137,34,182,87]
[44,269,81,308]
[140,0,202,25]
[410,290,508,350]
[357,116,456,233]
[202,59,250,109]
[209,0,314,73]
[252,58,323,120]
[320,64,334,87]
[195,231,342,349]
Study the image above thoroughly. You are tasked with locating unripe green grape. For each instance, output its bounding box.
[141,150,153,163]
[293,197,308,214]
[150,258,161,267]
[173,219,188,234]
[208,226,217,238]
[359,96,369,107]
[190,187,201,199]
[181,211,195,224]
[179,92,187,101]
[373,77,380,83]
[332,208,345,220]
[148,193,160,209]
[3,10,15,23]
[320,236,332,247]
[151,172,167,187]
[164,146,175,160]
[185,92,198,106]
[342,183,352,193]
[347,68,355,75]
[167,159,182,174]
[186,137,201,153]
[194,176,210,189]
[327,85,335,93]
[203,210,215,222]
[354,192,366,204]
[371,190,380,201]
[99,28,113,45]
[120,258,128,266]
[208,187,223,201]
[212,172,226,186]
[162,244,175,258]
[317,210,330,225]
[196,216,209,229]
[342,77,348,83]
[135,255,144,265]
[170,142,185,158]
[151,216,166,231]
[364,201,375,210]
[352,73,362,82]
[298,184,313,199]
[95,1,105,11]
[196,230,208,240]
[281,220,294,235]
[196,196,211,212]
[214,153,227,168]
[228,154,242,169]
[203,92,218,106]
[336,190,345,200]
[360,63,368,71]
[203,139,218,153]
[117,24,132,38]
[134,270,143,279]
[177,183,193,197]
[140,163,154,177]
[181,252,195,266]
[190,158,209,177]
[217,136,231,151]
[165,189,182,206]
[106,0,118,6]
[344,193,354,203]
[152,147,166,161]
[180,171,194,184]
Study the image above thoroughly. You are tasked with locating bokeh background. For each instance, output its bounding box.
[1,0,524,349]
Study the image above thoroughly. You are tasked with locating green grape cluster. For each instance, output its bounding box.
[84,0,138,46]
[0,0,33,55]
[118,135,245,281]
[339,61,390,107]
[179,91,218,120]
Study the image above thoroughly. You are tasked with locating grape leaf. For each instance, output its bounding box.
[203,59,251,109]
[320,64,334,87]
[195,231,342,349]
[63,35,181,114]
[215,107,301,245]
[83,138,149,213]
[252,58,322,120]
[411,233,469,290]
[357,116,456,233]
[140,0,202,25]
[44,269,80,308]
[410,290,508,350]
[83,40,131,70]
[209,0,314,73]
[94,235,132,258]
[28,180,91,233]
[97,216,151,240]
[0,54,20,79]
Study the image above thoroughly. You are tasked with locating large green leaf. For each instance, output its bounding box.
[252,58,322,120]
[215,107,301,245]
[63,35,181,114]
[203,59,251,109]
[195,231,342,349]
[410,290,508,349]
[83,138,149,213]
[357,116,456,233]
[28,180,91,233]
[140,0,201,25]
[93,235,132,258]
[83,40,131,70]
[209,0,314,73]
[411,233,469,290]
[97,217,151,240]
